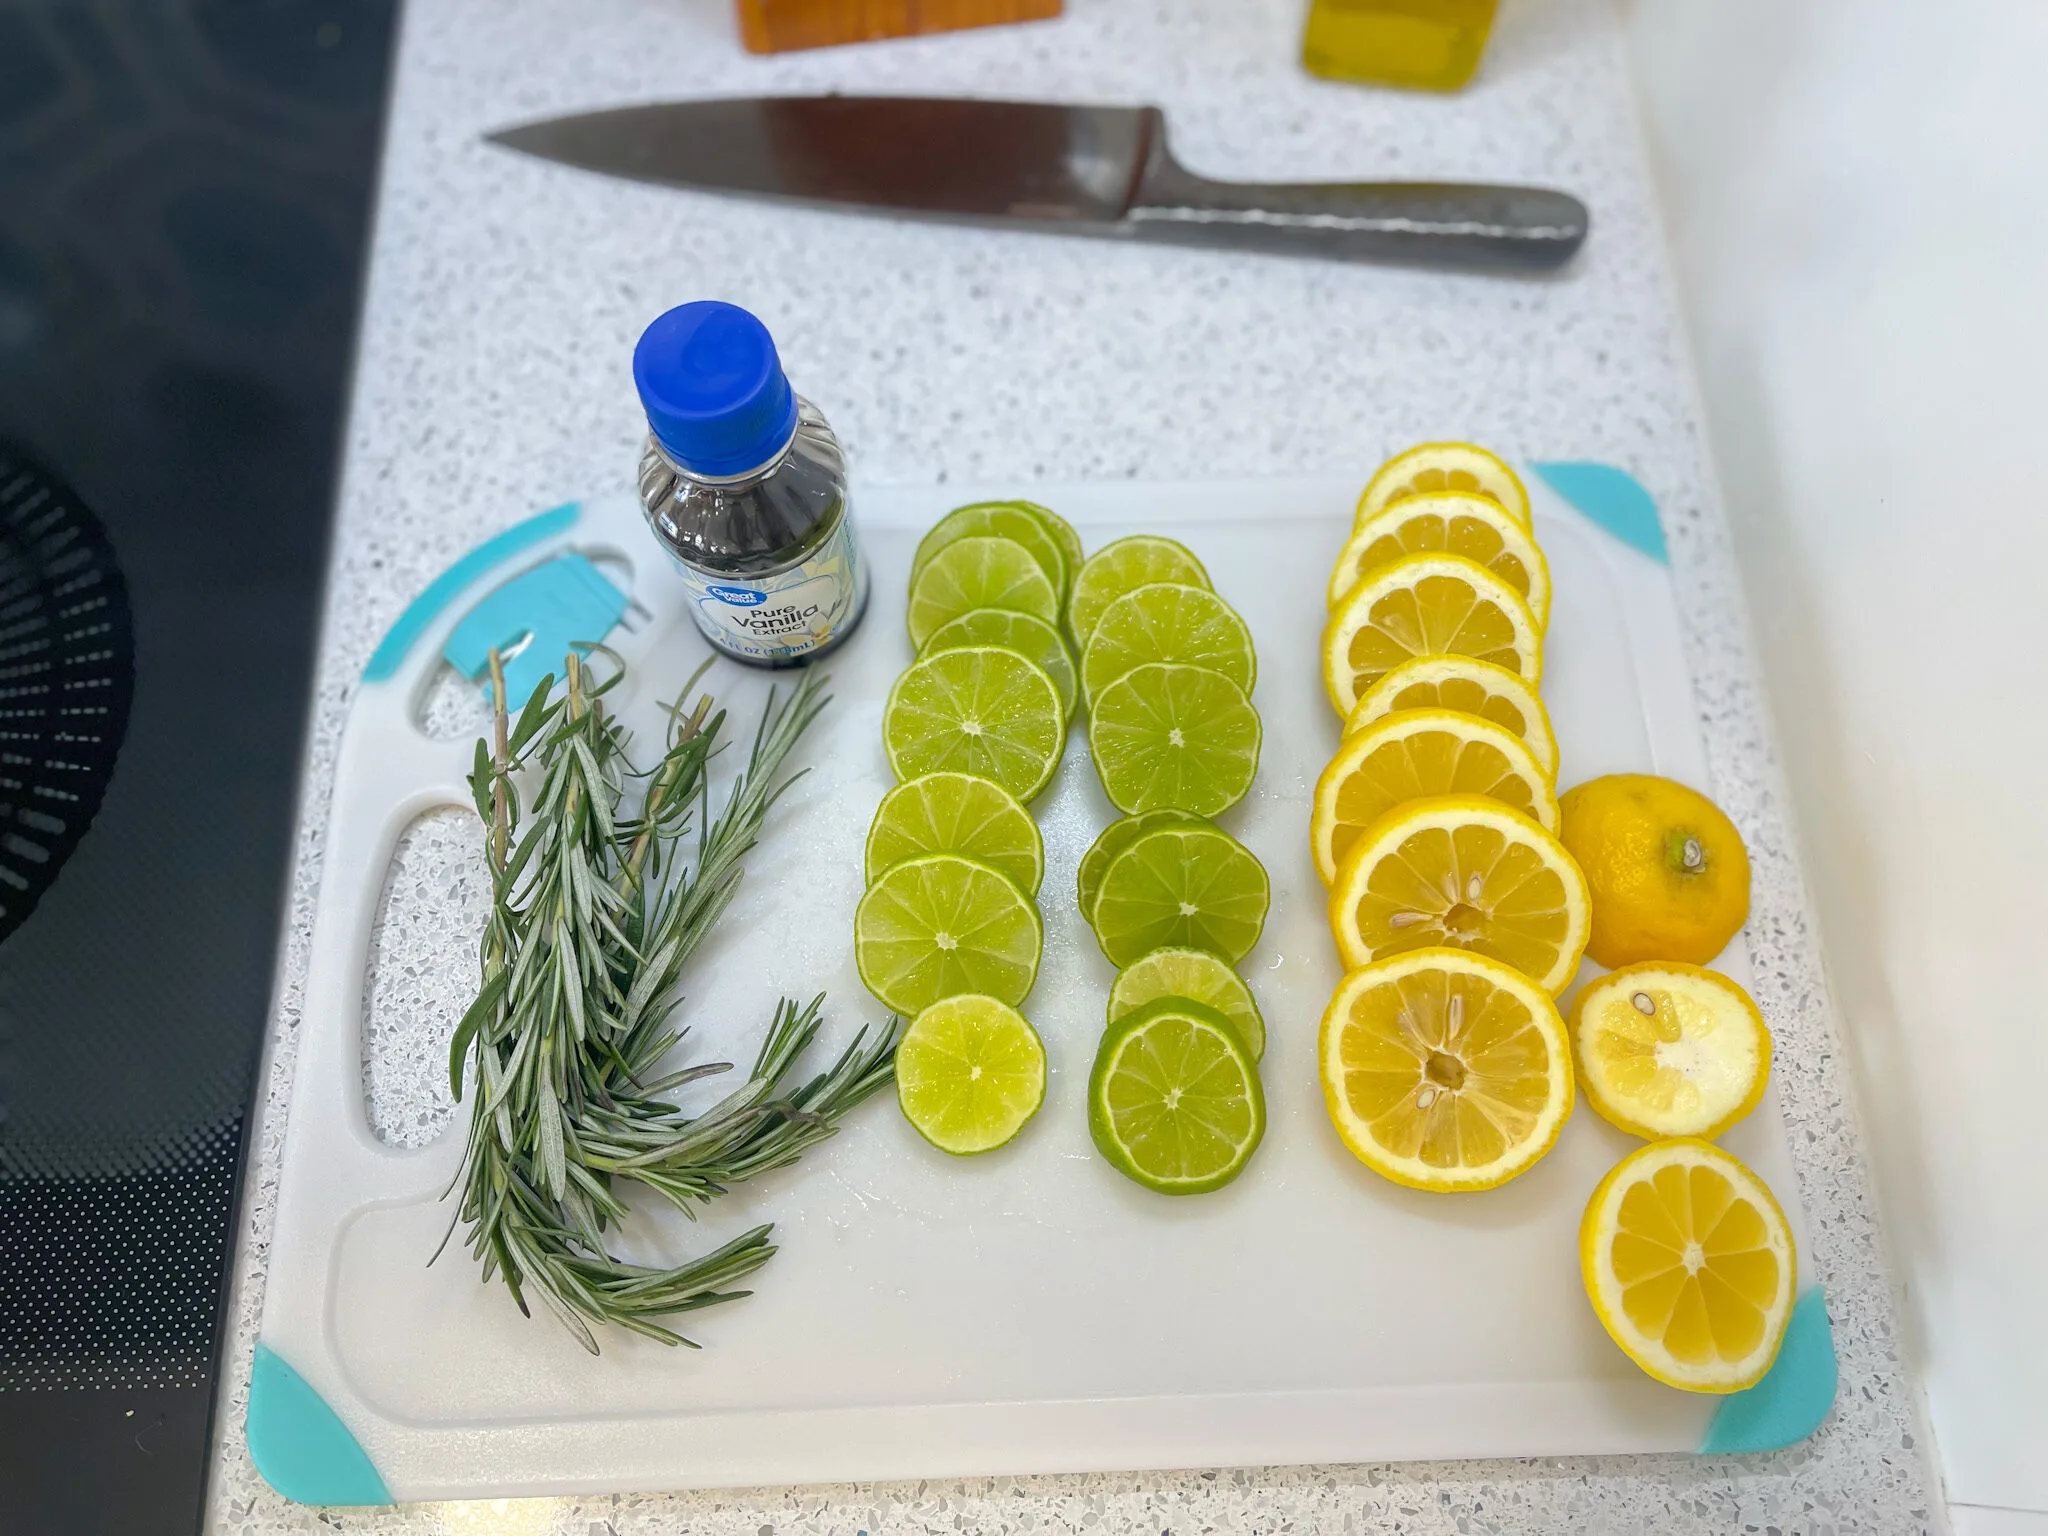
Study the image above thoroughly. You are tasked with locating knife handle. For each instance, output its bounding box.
[1127,139,1588,273]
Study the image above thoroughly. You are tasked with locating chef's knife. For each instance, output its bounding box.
[487,96,1588,273]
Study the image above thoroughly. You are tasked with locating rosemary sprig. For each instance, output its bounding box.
[440,649,897,1352]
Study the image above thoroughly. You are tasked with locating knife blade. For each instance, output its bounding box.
[487,96,1588,273]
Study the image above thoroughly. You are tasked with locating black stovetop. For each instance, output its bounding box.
[0,2,397,1530]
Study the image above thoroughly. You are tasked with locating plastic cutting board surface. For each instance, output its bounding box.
[250,472,1833,1504]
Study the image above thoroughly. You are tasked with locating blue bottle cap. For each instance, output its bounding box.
[632,301,799,478]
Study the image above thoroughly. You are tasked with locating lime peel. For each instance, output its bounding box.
[1089,998,1265,1195]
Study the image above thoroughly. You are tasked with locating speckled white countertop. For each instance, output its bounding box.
[208,0,1942,1529]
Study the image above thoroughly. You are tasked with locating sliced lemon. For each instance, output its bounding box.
[1571,963,1772,1141]
[1580,1138,1797,1392]
[1311,708,1558,886]
[1330,492,1551,631]
[1329,795,1590,993]
[1345,654,1558,782]
[1318,947,1572,1191]
[1355,442,1530,530]
[1322,552,1542,719]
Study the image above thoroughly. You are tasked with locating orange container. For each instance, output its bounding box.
[737,0,1062,55]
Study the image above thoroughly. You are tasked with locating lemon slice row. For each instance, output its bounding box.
[1312,447,1584,1205]
[1314,450,1583,1192]
[1313,446,1799,1403]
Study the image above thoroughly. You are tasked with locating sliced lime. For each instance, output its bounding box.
[1066,535,1211,649]
[1075,809,1208,929]
[1009,501,1083,588]
[1088,998,1265,1195]
[1088,662,1261,816]
[1081,582,1256,707]
[920,608,1079,722]
[853,853,1042,1015]
[1092,823,1269,966]
[883,646,1066,803]
[912,505,1069,600]
[1109,947,1265,1061]
[906,535,1060,648]
[896,994,1047,1154]
[864,772,1043,895]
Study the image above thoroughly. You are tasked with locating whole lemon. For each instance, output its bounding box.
[1557,774,1750,968]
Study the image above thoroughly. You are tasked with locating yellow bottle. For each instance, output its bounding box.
[1302,0,1499,92]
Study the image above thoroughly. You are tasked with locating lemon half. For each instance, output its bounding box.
[1580,1138,1796,1392]
[1571,963,1772,1141]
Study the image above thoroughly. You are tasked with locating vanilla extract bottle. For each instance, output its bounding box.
[634,301,868,666]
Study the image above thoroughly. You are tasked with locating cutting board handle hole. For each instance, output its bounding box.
[360,807,489,1149]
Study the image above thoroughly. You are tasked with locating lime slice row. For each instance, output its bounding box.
[1109,947,1265,1061]
[1089,999,1265,1195]
[865,771,1043,895]
[854,853,1043,1015]
[897,994,1047,1155]
[883,645,1066,803]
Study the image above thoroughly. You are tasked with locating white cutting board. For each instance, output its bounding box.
[250,471,1826,1505]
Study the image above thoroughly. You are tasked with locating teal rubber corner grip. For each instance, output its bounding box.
[1531,462,1668,564]
[247,1341,392,1506]
[362,502,581,682]
[1699,1287,1838,1454]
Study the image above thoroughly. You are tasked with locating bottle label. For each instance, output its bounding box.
[671,517,867,664]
